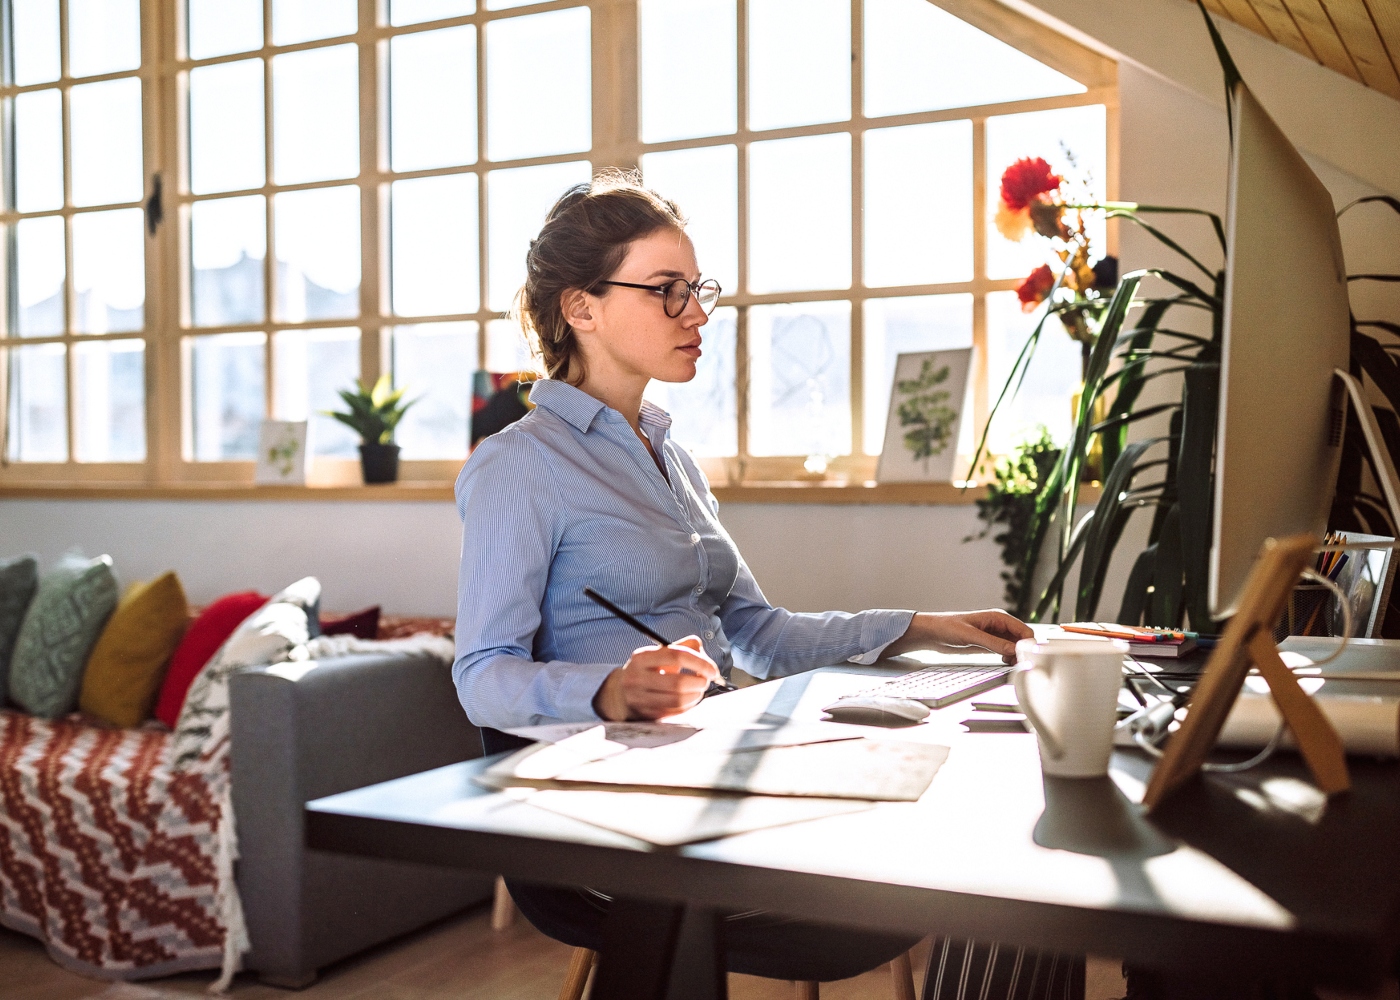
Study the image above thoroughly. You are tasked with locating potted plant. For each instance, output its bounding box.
[325,375,417,484]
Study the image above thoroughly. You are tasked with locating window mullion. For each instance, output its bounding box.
[476,10,488,370]
[148,0,181,482]
[261,0,275,424]
[359,0,383,389]
[849,0,863,459]
[970,116,989,472]
[58,0,75,463]
[735,0,749,470]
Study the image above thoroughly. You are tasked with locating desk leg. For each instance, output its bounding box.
[590,899,727,1000]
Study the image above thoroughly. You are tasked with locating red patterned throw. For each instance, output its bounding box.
[0,709,241,985]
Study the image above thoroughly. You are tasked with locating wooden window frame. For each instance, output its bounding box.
[0,0,1117,498]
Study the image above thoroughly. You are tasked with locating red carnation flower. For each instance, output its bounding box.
[1016,264,1055,312]
[1000,157,1064,212]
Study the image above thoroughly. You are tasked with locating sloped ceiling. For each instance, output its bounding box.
[1201,0,1400,100]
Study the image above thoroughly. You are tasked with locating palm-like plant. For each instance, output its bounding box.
[325,375,417,446]
[973,5,1400,635]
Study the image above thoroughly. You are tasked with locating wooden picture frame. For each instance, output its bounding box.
[1142,534,1350,811]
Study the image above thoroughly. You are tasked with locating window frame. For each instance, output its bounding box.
[0,0,160,482]
[0,0,1117,492]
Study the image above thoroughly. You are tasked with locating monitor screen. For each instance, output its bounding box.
[1210,83,1350,619]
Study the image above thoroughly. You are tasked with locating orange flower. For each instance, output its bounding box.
[995,201,1033,242]
[1016,264,1055,312]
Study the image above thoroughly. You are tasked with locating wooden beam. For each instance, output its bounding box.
[1215,0,1277,40]
[1246,0,1323,61]
[1365,0,1400,89]
[1325,0,1400,97]
[1282,0,1367,82]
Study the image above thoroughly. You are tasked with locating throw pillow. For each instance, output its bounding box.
[8,554,119,718]
[171,576,321,770]
[0,555,39,701]
[153,591,268,728]
[79,571,190,729]
[321,605,380,640]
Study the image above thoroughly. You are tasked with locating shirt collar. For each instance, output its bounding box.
[528,379,674,437]
[526,379,607,433]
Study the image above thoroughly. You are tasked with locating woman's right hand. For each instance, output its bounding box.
[592,636,723,721]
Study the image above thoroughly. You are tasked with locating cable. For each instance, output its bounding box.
[1201,722,1287,773]
[1296,567,1353,665]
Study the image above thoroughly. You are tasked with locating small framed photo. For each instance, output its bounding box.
[255,420,309,486]
[875,348,973,484]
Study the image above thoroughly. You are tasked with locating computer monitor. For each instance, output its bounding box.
[1209,82,1351,619]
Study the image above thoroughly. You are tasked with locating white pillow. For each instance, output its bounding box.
[171,577,320,771]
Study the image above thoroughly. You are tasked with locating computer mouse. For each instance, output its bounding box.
[821,696,932,726]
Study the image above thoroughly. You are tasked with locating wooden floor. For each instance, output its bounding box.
[0,905,1134,1000]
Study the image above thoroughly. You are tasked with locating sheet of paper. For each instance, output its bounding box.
[506,721,700,748]
[514,788,873,846]
[483,737,951,802]
[486,722,871,785]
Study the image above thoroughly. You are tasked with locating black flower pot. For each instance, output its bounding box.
[359,442,401,484]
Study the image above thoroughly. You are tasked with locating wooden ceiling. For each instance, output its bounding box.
[1200,0,1400,100]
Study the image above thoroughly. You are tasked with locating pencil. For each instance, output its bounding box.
[582,586,738,694]
[1062,624,1142,641]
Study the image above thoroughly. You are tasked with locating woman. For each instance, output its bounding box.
[453,171,1082,994]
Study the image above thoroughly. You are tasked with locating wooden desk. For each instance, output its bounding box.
[306,663,1400,997]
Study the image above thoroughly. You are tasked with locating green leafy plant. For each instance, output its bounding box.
[969,3,1400,632]
[968,427,1061,614]
[325,375,418,446]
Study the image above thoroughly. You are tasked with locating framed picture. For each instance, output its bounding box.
[255,420,309,486]
[875,348,973,483]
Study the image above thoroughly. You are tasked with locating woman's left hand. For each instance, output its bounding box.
[883,610,1034,663]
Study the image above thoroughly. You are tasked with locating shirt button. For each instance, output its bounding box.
[695,586,704,595]
[690,532,701,544]
[704,630,715,640]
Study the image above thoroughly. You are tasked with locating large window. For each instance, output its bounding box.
[1,0,149,476]
[0,0,1115,486]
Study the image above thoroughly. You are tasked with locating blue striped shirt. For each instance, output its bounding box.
[452,379,914,730]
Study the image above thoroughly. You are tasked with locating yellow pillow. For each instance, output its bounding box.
[79,572,189,728]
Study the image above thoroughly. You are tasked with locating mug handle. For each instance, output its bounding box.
[1013,663,1064,760]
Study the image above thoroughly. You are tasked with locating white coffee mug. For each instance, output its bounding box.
[1012,638,1128,778]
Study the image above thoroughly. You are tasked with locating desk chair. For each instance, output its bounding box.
[493,880,917,1000]
[480,728,918,999]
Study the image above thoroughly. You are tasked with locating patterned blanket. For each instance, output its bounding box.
[0,710,237,983]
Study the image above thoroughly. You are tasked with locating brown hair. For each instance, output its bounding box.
[514,169,686,384]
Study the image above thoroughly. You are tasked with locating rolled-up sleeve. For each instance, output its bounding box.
[453,433,617,729]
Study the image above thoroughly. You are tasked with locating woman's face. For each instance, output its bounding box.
[575,227,710,386]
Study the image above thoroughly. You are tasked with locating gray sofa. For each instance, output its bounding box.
[229,648,493,988]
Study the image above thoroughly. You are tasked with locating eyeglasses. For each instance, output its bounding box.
[598,277,722,318]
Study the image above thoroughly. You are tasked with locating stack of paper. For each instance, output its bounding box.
[478,721,950,845]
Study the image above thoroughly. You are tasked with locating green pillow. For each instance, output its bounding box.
[8,555,119,718]
[0,555,39,701]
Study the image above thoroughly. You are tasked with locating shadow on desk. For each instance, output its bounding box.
[1113,751,1400,984]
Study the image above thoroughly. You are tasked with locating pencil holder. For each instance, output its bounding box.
[1272,582,1332,642]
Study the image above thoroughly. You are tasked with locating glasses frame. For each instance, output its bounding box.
[598,277,723,318]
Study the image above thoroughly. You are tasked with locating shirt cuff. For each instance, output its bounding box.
[846,609,916,665]
[551,660,620,723]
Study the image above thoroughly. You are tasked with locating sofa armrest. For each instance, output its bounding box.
[230,650,485,980]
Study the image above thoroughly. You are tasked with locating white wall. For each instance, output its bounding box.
[5,0,1399,620]
[0,498,1012,616]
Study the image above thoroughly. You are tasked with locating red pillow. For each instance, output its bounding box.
[321,605,380,640]
[153,591,268,728]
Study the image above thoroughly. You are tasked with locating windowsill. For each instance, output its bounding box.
[0,479,1103,505]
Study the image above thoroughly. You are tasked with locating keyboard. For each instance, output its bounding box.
[855,664,1012,708]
